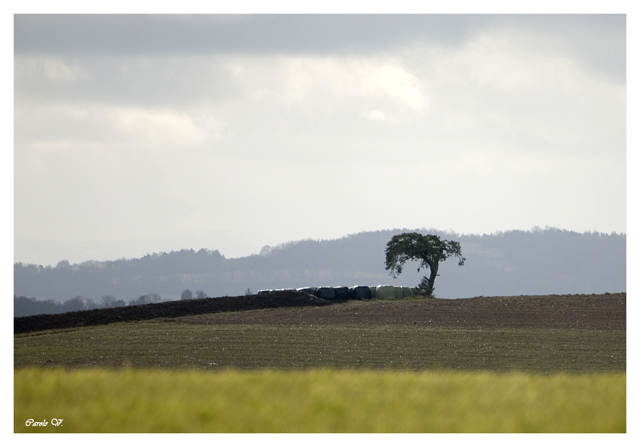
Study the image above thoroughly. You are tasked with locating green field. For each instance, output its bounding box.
[14,322,626,372]
[14,367,625,433]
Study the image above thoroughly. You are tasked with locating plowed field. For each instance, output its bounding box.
[174,293,625,330]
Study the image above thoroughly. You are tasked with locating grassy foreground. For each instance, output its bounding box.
[15,367,625,433]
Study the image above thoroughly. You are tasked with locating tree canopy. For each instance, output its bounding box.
[385,232,465,297]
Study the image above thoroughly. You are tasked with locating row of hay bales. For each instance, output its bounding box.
[257,285,417,301]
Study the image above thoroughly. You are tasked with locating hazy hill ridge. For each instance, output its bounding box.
[14,228,626,303]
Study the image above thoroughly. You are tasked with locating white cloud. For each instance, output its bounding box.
[355,60,427,111]
[16,103,228,162]
[230,55,428,113]
[367,109,387,121]
[15,56,88,82]
[108,106,224,147]
[407,32,625,158]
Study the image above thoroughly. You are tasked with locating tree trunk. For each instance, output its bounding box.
[426,261,439,297]
[418,261,439,297]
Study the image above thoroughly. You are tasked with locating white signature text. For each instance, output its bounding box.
[25,418,63,427]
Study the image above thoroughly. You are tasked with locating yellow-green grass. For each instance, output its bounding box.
[14,367,625,433]
[15,322,626,372]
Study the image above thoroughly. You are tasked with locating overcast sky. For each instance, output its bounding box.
[13,13,627,266]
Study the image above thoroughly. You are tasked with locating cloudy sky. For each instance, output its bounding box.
[13,13,627,266]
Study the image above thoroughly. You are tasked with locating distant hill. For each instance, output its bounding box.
[14,227,626,303]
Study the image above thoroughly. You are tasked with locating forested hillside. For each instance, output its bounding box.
[14,228,626,308]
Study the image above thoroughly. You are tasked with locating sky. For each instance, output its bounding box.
[12,12,628,267]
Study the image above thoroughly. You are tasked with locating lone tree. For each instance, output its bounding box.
[385,232,465,297]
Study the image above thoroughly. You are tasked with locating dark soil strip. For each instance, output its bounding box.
[14,291,332,334]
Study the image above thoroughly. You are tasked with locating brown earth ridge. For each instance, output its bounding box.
[14,291,625,334]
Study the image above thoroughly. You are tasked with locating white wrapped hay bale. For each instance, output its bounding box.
[297,287,319,297]
[334,286,350,301]
[318,287,336,300]
[376,285,396,300]
[401,286,413,298]
[351,285,372,300]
